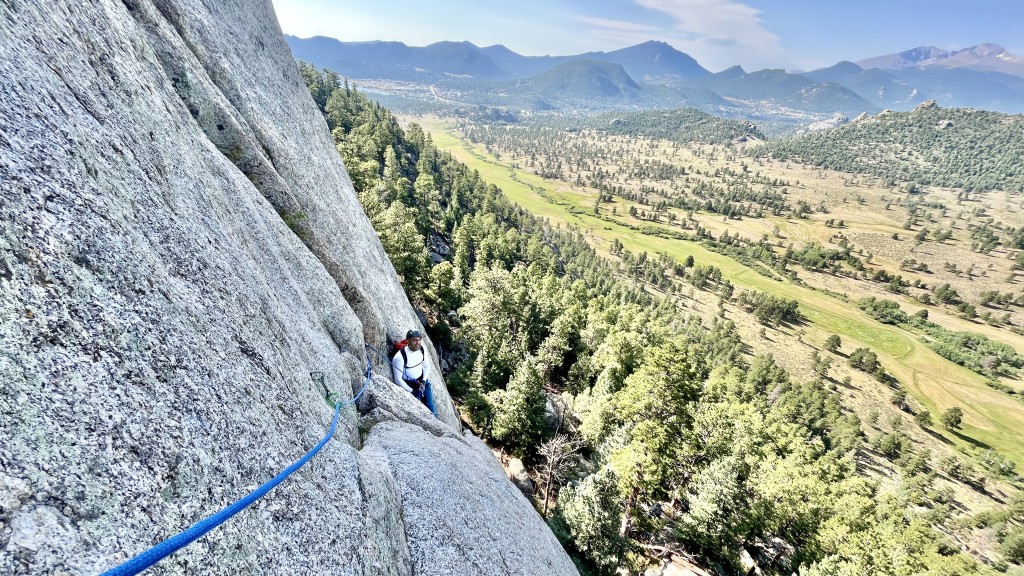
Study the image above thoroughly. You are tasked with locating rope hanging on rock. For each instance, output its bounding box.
[98,358,374,576]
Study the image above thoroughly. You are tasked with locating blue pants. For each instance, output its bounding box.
[405,379,437,416]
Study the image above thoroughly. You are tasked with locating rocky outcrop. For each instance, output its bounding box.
[505,459,534,496]
[913,99,939,111]
[0,0,577,574]
[794,113,848,135]
[643,559,713,576]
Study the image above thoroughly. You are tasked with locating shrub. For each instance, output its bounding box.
[914,410,933,428]
[875,432,911,458]
[858,297,908,325]
[999,528,1024,564]
[940,407,963,430]
[824,334,841,353]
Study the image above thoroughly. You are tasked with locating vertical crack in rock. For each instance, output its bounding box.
[127,0,460,428]
[137,0,388,359]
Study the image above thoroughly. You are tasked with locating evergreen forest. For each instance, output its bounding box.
[299,63,1024,576]
[750,105,1024,192]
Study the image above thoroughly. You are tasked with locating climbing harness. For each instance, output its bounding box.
[98,356,374,576]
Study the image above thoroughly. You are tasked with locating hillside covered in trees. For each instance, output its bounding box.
[299,63,1023,576]
[570,108,765,145]
[750,103,1024,191]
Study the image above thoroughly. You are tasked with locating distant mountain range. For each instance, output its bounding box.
[286,36,710,83]
[803,60,1024,112]
[857,43,1024,78]
[285,35,1024,117]
[506,60,644,101]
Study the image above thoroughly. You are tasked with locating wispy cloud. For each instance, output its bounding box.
[645,0,802,68]
[575,0,799,70]
[572,15,661,33]
[634,0,776,44]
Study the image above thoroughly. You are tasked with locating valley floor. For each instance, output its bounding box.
[414,115,1024,488]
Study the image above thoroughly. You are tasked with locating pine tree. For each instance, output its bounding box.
[610,340,703,536]
[556,468,625,570]
[491,360,548,454]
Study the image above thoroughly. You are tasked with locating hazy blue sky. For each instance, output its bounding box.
[271,0,1024,71]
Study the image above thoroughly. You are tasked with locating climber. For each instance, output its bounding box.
[392,329,435,413]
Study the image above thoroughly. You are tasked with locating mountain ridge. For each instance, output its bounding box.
[286,35,1024,115]
[509,59,645,100]
[285,34,709,83]
[857,43,1024,78]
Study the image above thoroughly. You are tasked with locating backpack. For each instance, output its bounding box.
[391,338,408,365]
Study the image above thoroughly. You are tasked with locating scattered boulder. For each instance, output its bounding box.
[428,235,451,263]
[544,392,565,429]
[507,458,535,495]
[736,536,795,575]
[446,310,461,327]
[739,548,757,574]
[751,536,795,572]
[643,558,714,576]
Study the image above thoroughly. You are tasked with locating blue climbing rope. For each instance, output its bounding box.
[99,359,375,576]
[364,342,397,366]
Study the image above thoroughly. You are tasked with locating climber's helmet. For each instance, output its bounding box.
[406,329,422,351]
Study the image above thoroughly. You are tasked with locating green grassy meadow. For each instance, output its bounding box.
[422,120,1024,468]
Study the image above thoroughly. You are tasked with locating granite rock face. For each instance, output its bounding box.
[0,1,578,574]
